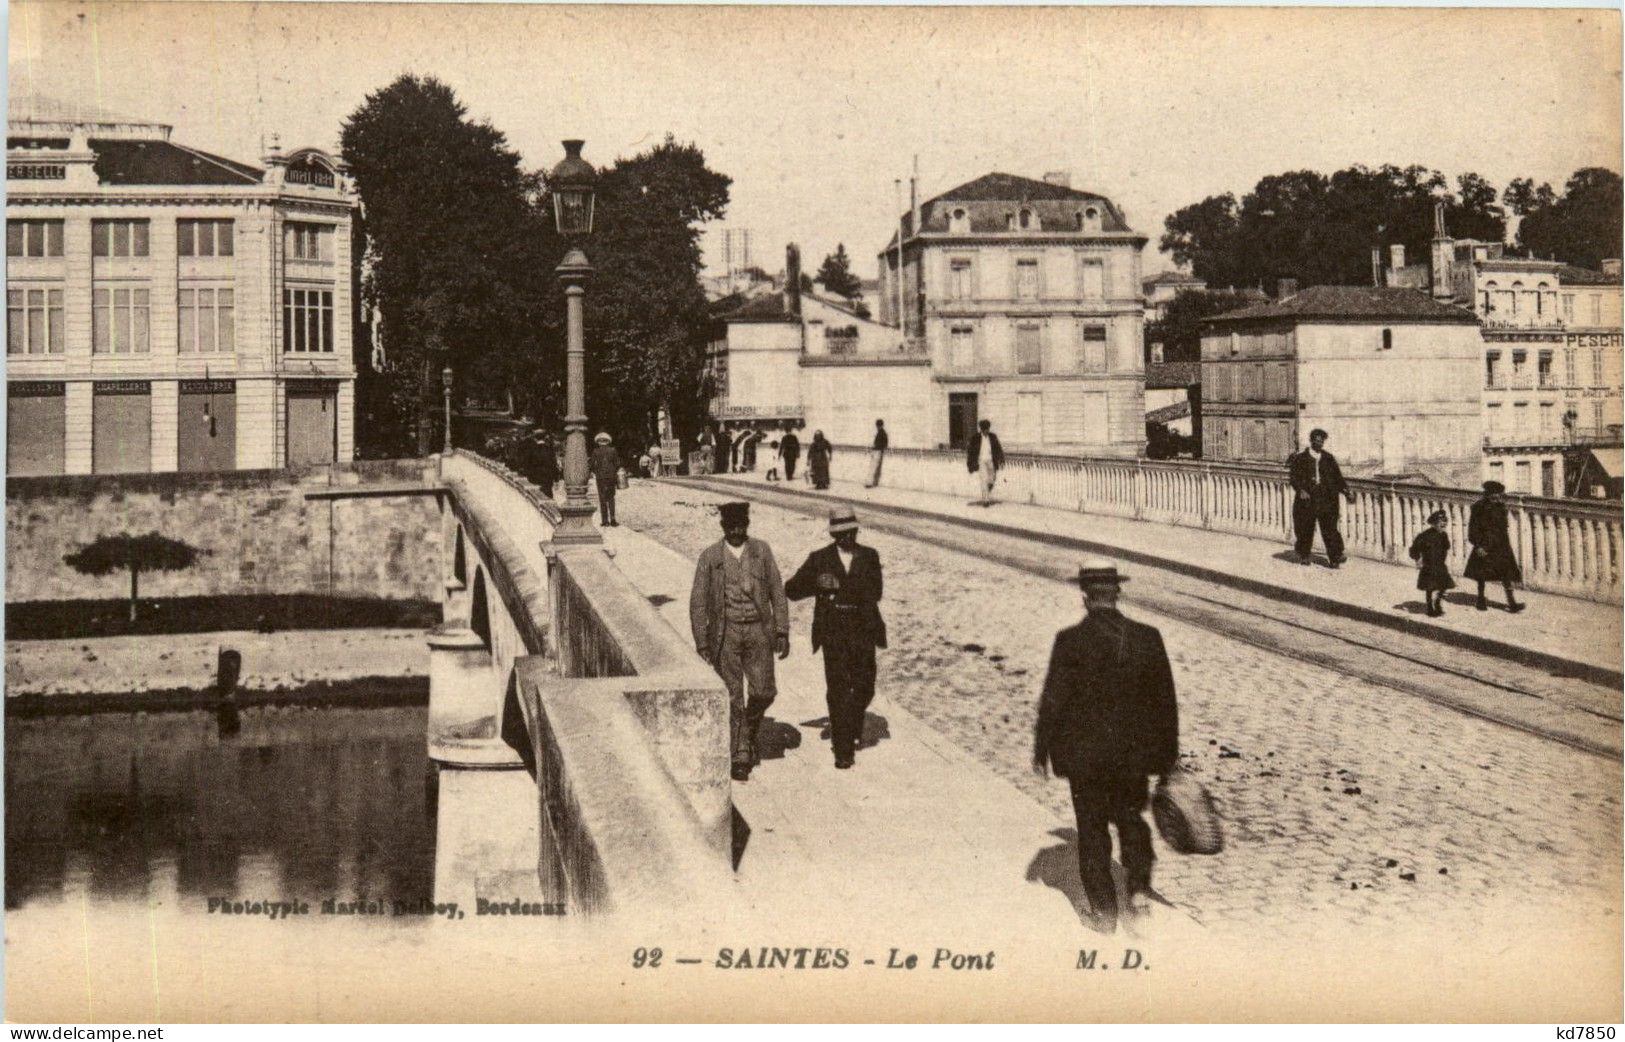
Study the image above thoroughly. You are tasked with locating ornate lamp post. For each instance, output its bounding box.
[549,140,602,546]
[441,365,454,453]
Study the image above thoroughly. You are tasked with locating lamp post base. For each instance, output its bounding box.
[550,501,603,546]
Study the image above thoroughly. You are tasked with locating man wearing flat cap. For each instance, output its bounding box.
[1287,428,1354,567]
[1034,559,1179,934]
[786,504,887,769]
[690,501,790,781]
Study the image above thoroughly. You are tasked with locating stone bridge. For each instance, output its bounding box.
[427,450,732,916]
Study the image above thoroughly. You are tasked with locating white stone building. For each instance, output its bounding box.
[1201,285,1484,487]
[5,100,357,476]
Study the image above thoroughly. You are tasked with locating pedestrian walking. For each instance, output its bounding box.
[865,419,888,488]
[966,419,1005,506]
[1408,509,1455,617]
[589,432,621,526]
[689,502,790,782]
[698,427,715,475]
[1287,428,1355,567]
[741,428,762,473]
[1464,481,1525,613]
[516,425,559,498]
[764,439,782,481]
[729,426,748,473]
[785,504,887,769]
[780,427,801,482]
[808,430,832,490]
[1033,560,1179,935]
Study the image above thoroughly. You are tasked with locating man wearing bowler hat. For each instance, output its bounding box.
[689,501,790,781]
[1033,559,1179,934]
[785,504,887,769]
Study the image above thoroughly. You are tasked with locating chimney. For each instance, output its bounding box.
[1371,247,1384,288]
[1276,278,1299,300]
[1603,259,1622,278]
[1390,244,1406,273]
[1043,170,1071,188]
[784,243,802,318]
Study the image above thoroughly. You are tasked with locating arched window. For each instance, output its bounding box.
[949,208,969,234]
[1082,207,1102,233]
[1510,281,1523,315]
[1018,208,1033,230]
[1483,280,1498,313]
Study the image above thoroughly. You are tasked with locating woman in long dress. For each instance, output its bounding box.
[807,430,832,490]
[1463,480,1524,613]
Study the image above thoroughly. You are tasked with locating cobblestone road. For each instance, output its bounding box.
[619,481,1623,932]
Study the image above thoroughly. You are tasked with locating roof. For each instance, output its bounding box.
[9,94,155,128]
[1558,264,1623,287]
[1146,400,1192,425]
[1145,361,1201,389]
[1204,285,1480,325]
[723,293,797,324]
[884,172,1133,247]
[91,138,262,186]
[1143,270,1206,288]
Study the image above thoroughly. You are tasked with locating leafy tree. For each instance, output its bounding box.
[1146,290,1262,366]
[1161,164,1506,290]
[1514,168,1624,270]
[64,533,201,623]
[574,135,732,452]
[341,75,552,456]
[816,244,863,298]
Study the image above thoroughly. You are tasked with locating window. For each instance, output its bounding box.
[91,220,150,257]
[1565,349,1577,386]
[1483,281,1498,313]
[950,324,975,372]
[949,258,973,301]
[1018,208,1033,231]
[1593,349,1606,386]
[1485,351,1501,389]
[7,220,63,257]
[1015,324,1042,374]
[1538,351,1554,388]
[178,288,235,353]
[1380,328,1393,351]
[178,219,235,257]
[1486,402,1502,434]
[1488,461,1504,484]
[1593,400,1605,430]
[1513,401,1529,435]
[7,287,65,354]
[284,222,334,262]
[283,288,335,352]
[92,287,151,353]
[1151,342,1165,364]
[1082,324,1108,373]
[1229,331,1239,356]
[1541,401,1557,438]
[1080,259,1104,300]
[1592,295,1603,325]
[1511,350,1527,383]
[1015,258,1039,300]
[1510,281,1523,315]
[1563,294,1575,321]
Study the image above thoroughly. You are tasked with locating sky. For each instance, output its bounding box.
[8,3,1621,283]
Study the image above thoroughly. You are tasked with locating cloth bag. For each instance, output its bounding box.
[1152,770,1223,855]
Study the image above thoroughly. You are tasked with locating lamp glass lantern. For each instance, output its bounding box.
[550,140,597,235]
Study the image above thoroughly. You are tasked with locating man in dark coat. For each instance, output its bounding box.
[780,427,801,482]
[865,419,889,488]
[1034,560,1179,934]
[966,419,1005,506]
[1465,480,1525,613]
[589,432,621,526]
[1287,428,1355,567]
[689,502,790,781]
[516,426,560,498]
[785,503,886,769]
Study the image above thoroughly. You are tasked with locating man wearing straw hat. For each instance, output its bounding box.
[1033,558,1179,934]
[785,503,887,769]
[589,432,621,527]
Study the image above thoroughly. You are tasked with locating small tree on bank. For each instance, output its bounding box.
[64,533,201,623]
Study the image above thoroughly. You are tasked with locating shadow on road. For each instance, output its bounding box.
[797,712,892,751]
[756,717,802,761]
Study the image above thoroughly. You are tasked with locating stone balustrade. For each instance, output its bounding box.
[433,451,732,917]
[829,446,1623,603]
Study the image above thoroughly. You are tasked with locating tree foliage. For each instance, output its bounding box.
[1511,168,1623,271]
[64,532,201,622]
[816,244,862,298]
[575,135,732,451]
[1161,164,1507,290]
[341,76,551,456]
[1146,290,1263,366]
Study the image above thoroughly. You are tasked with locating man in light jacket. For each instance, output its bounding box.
[689,501,790,781]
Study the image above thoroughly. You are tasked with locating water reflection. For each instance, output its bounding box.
[5,704,434,911]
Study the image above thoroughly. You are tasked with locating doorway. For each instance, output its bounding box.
[948,392,978,450]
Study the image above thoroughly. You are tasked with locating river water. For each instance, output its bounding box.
[5,703,435,911]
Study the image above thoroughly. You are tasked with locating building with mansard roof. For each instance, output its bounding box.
[6,98,357,476]
[872,170,1147,455]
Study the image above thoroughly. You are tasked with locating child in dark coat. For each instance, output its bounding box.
[1409,509,1455,617]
